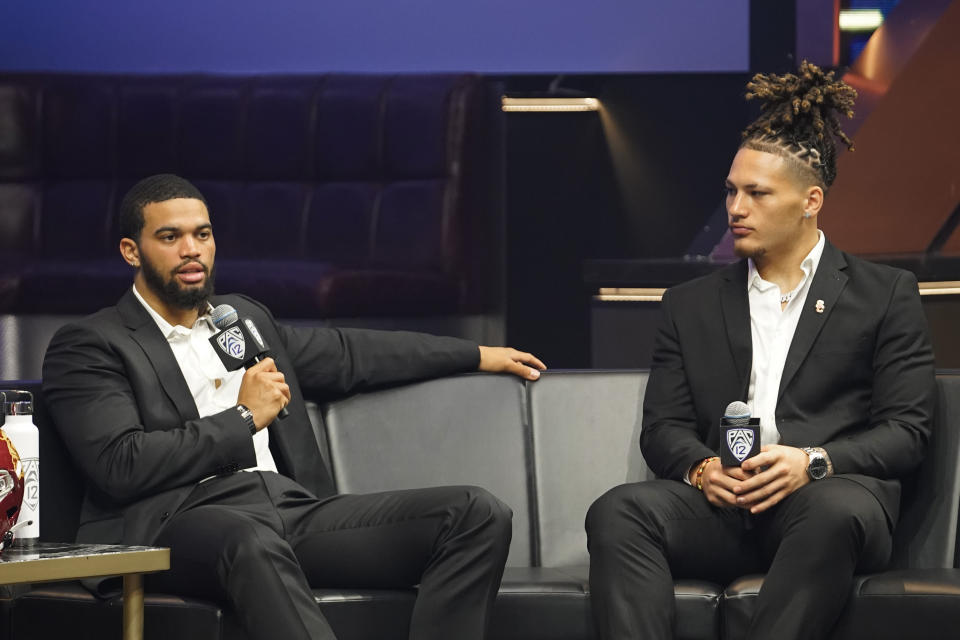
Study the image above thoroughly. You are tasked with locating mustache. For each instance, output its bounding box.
[171,260,209,275]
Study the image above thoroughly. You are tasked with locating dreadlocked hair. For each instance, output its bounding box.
[741,60,857,190]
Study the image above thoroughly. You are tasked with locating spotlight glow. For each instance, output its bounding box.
[501,97,600,112]
[839,9,884,32]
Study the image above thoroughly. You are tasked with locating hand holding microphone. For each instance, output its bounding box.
[709,401,811,514]
[696,401,763,508]
[237,358,290,430]
[208,304,291,423]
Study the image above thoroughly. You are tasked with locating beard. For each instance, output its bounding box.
[733,241,766,260]
[140,252,215,311]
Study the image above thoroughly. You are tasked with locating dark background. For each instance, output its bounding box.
[499,0,799,366]
[1,0,887,369]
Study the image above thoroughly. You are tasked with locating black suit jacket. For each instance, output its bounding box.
[639,241,936,526]
[41,290,480,546]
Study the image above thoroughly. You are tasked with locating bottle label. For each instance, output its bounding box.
[22,457,39,514]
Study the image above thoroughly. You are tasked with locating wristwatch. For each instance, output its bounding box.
[236,404,257,435]
[802,447,829,481]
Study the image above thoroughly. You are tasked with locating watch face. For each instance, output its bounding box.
[808,457,828,480]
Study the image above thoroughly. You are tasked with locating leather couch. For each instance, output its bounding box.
[0,73,501,318]
[3,370,960,639]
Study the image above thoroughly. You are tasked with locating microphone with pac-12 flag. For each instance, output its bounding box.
[720,401,761,467]
[208,304,289,419]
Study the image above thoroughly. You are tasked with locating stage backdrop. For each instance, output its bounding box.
[0,0,748,74]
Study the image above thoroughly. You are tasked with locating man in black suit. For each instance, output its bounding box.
[42,173,546,640]
[586,63,935,639]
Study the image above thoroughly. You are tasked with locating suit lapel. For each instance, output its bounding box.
[118,290,200,423]
[777,242,849,403]
[719,261,753,399]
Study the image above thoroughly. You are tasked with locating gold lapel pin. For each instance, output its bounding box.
[815,299,825,314]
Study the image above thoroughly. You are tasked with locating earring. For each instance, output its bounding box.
[803,211,812,219]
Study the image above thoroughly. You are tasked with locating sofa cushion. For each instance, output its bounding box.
[527,370,651,567]
[321,373,532,566]
[889,376,960,569]
[314,76,383,181]
[0,85,40,179]
[244,79,316,181]
[15,259,133,314]
[491,567,592,640]
[178,81,246,179]
[0,184,36,255]
[117,81,179,178]
[314,567,593,640]
[723,569,960,640]
[42,81,114,180]
[39,181,116,259]
[314,589,416,640]
[554,564,721,640]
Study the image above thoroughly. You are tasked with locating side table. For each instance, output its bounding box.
[0,542,170,640]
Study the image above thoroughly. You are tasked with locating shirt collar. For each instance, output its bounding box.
[747,230,826,292]
[131,284,215,340]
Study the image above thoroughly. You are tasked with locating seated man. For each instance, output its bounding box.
[42,173,546,640]
[585,62,936,639]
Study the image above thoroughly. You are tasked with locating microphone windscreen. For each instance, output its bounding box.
[211,304,238,329]
[720,400,760,464]
[724,401,751,420]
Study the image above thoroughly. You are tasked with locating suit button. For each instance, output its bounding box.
[160,512,170,522]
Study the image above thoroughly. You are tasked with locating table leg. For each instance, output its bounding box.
[122,573,145,640]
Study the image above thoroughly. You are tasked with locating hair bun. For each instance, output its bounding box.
[744,60,857,150]
[741,61,857,188]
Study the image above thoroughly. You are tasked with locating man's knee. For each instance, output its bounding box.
[155,515,291,600]
[586,482,665,550]
[217,519,291,570]
[451,485,513,539]
[586,484,629,534]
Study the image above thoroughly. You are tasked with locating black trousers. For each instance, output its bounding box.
[147,471,512,640]
[585,477,892,640]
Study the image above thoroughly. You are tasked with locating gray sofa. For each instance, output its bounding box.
[4,370,960,639]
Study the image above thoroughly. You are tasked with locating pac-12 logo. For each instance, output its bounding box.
[217,327,246,360]
[22,458,39,512]
[726,428,755,462]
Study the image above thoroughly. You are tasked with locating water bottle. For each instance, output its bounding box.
[1,390,39,545]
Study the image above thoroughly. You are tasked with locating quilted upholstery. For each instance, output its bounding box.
[0,73,499,318]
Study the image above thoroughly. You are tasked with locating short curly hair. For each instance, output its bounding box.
[740,61,857,191]
[119,174,208,242]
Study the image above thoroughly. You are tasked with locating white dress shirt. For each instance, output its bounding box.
[132,285,278,474]
[746,231,825,447]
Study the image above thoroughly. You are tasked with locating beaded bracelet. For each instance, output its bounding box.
[695,456,720,491]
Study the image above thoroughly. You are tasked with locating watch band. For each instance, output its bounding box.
[236,404,256,435]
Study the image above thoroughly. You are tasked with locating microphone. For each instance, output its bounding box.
[720,401,760,466]
[209,304,289,420]
[210,304,238,329]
